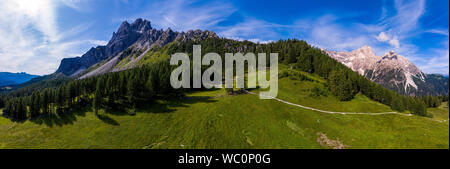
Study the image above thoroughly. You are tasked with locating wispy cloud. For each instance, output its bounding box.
[425,29,449,36]
[290,15,375,52]
[419,48,449,75]
[124,0,236,31]
[60,0,94,13]
[376,32,390,42]
[0,0,103,75]
[383,0,426,36]
[88,40,108,46]
[217,18,283,41]
[292,0,447,74]
[376,32,400,48]
[0,0,447,76]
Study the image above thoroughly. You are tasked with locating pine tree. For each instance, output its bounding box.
[391,96,405,112]
[118,74,127,98]
[127,75,139,110]
[106,75,115,106]
[146,73,155,98]
[411,98,428,117]
[17,98,26,120]
[40,90,49,115]
[93,79,104,114]
[56,87,64,113]
[0,97,4,108]
[328,70,355,101]
[287,47,296,64]
[30,92,40,118]
[66,82,76,108]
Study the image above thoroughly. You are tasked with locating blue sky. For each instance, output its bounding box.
[0,0,448,75]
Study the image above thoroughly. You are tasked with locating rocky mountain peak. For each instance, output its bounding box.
[177,29,218,42]
[56,18,222,79]
[56,18,152,76]
[130,18,152,33]
[324,46,379,75]
[106,18,152,57]
[382,51,399,60]
[324,46,441,96]
[118,21,130,31]
[378,51,416,71]
[356,45,374,54]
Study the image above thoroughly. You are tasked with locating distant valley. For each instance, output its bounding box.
[0,72,39,87]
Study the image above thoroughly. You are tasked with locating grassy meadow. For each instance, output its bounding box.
[0,69,448,149]
[428,102,449,123]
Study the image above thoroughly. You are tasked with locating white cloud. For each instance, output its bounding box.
[388,36,400,48]
[0,0,94,75]
[227,37,274,44]
[247,39,274,44]
[61,0,81,10]
[89,40,108,46]
[376,32,390,42]
[127,0,236,31]
[376,32,400,48]
[60,0,93,12]
[218,19,282,41]
[0,0,445,76]
[284,0,445,74]
[419,48,449,75]
[383,0,425,36]
[290,15,374,52]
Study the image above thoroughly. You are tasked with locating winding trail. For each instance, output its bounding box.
[244,90,449,124]
[243,89,414,116]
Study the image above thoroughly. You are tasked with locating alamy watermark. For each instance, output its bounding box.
[170,45,278,99]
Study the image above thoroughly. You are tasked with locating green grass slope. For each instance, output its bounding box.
[0,82,448,149]
[428,102,449,123]
[0,60,447,149]
[252,65,397,113]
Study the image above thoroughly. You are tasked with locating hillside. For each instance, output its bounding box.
[428,102,449,122]
[53,18,448,99]
[0,67,448,149]
[1,18,448,149]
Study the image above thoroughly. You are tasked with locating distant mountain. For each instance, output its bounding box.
[55,18,217,78]
[324,46,449,96]
[54,18,448,97]
[0,72,39,86]
[55,19,152,76]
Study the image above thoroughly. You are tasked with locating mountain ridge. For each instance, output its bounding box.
[54,18,448,96]
[324,46,448,96]
[55,18,217,78]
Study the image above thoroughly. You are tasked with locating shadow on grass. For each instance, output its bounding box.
[104,103,131,116]
[30,107,87,127]
[96,113,120,126]
[137,95,218,113]
[29,91,218,127]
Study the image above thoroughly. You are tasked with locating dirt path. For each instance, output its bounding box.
[243,89,414,116]
[244,90,450,124]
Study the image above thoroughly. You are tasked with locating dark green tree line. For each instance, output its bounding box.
[2,37,441,119]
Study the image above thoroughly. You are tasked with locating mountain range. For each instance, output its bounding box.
[54,18,448,97]
[324,46,449,96]
[56,18,217,78]
[0,72,39,87]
